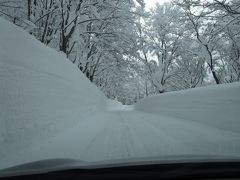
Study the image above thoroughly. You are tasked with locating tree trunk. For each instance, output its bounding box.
[212,70,220,84]
[28,0,31,21]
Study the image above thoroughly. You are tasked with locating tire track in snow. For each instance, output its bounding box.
[118,111,190,157]
[119,111,240,157]
[2,110,240,169]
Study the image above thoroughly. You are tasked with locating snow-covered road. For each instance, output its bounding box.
[1,109,240,169]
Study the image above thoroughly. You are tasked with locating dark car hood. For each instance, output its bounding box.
[1,155,240,178]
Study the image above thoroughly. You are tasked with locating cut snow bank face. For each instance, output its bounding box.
[0,18,106,154]
[135,83,240,133]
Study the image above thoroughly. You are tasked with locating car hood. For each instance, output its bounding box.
[1,155,240,178]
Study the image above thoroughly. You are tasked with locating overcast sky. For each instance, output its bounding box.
[145,0,170,9]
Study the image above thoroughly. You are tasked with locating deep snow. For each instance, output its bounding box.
[0,17,240,170]
[135,83,240,133]
[0,17,106,164]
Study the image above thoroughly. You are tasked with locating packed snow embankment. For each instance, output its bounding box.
[135,83,240,133]
[0,18,107,156]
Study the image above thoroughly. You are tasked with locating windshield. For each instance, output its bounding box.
[0,0,240,171]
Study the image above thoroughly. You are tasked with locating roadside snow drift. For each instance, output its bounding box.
[135,83,240,133]
[0,18,106,157]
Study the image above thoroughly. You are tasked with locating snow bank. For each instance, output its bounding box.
[0,18,106,155]
[135,83,240,133]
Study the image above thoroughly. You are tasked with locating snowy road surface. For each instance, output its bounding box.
[1,109,240,169]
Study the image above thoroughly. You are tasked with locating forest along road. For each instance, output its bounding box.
[1,109,240,169]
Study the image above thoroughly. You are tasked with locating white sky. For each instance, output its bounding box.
[145,0,170,9]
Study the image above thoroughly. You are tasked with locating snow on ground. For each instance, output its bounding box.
[135,83,240,133]
[1,18,240,170]
[106,99,133,111]
[1,110,240,169]
[0,17,106,163]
